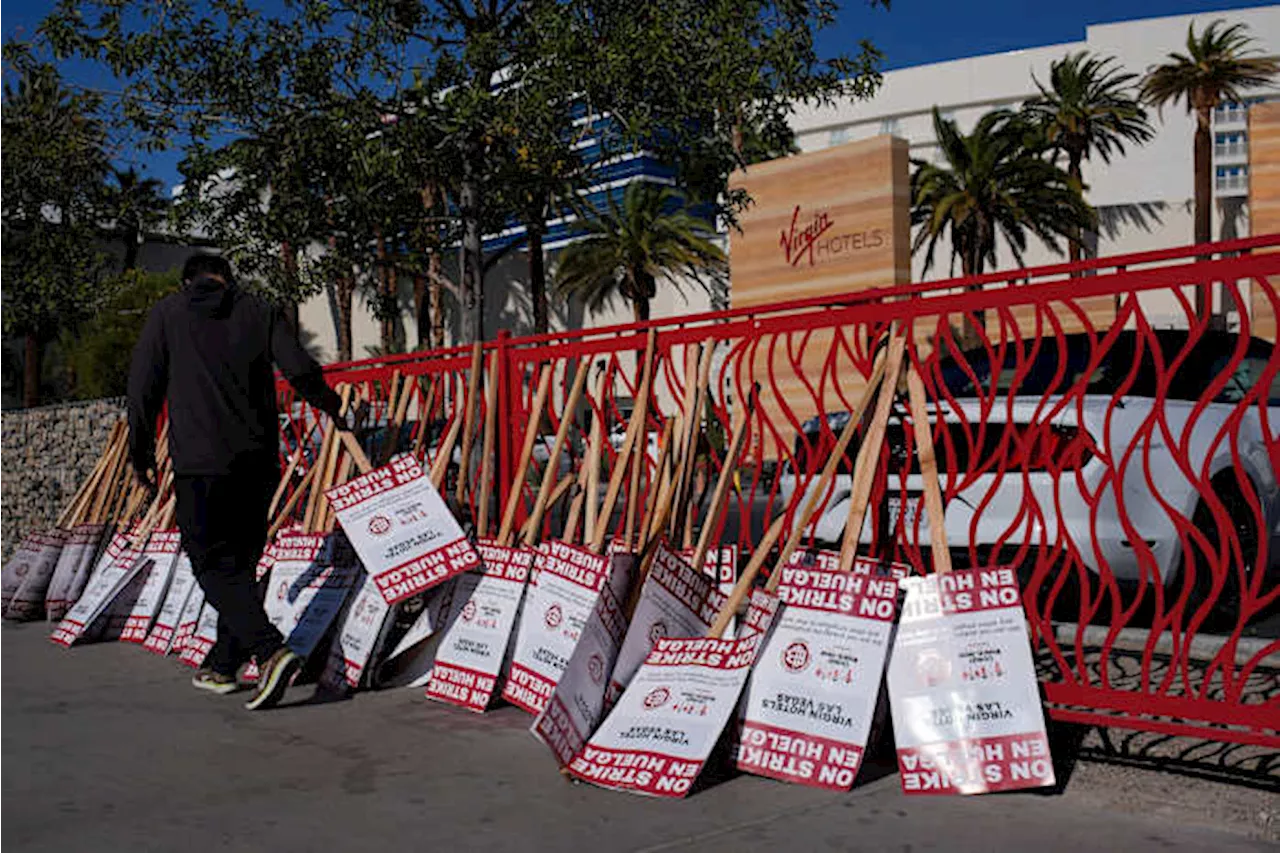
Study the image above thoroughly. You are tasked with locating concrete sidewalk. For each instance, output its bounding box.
[2,623,1274,852]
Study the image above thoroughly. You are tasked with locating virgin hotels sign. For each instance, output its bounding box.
[728,135,909,309]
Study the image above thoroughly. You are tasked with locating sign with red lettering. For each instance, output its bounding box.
[5,528,69,620]
[50,544,146,647]
[531,553,635,765]
[887,567,1054,795]
[737,588,781,641]
[503,541,611,714]
[611,546,726,704]
[179,601,219,668]
[326,454,479,604]
[428,541,533,712]
[144,553,197,655]
[567,633,767,798]
[262,534,360,656]
[171,585,205,655]
[319,572,390,693]
[736,552,901,790]
[45,523,104,621]
[120,531,182,643]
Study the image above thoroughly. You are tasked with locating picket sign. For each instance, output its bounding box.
[531,550,635,764]
[286,561,361,657]
[887,567,1053,795]
[120,531,182,642]
[64,526,121,616]
[5,528,70,620]
[50,543,148,647]
[179,602,219,668]
[372,582,457,688]
[326,453,478,605]
[318,571,389,693]
[566,633,767,798]
[143,553,197,655]
[262,533,357,656]
[45,523,105,621]
[2,533,42,612]
[735,551,904,790]
[609,546,728,705]
[171,585,206,655]
[681,545,737,635]
[427,540,534,711]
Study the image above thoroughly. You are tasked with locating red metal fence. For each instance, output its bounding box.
[277,235,1280,747]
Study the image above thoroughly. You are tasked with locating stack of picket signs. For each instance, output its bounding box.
[10,327,1055,801]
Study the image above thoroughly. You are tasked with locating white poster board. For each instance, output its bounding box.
[503,541,610,714]
[531,554,634,765]
[566,633,766,798]
[120,531,182,643]
[611,546,726,703]
[736,555,900,790]
[2,533,41,612]
[6,528,69,620]
[172,585,206,655]
[50,545,146,647]
[318,571,389,693]
[427,541,533,712]
[326,453,479,604]
[886,566,1054,795]
[144,553,197,655]
[45,524,104,621]
[179,602,220,668]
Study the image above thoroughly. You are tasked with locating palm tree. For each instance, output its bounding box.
[107,167,167,271]
[1024,52,1154,264]
[554,182,727,324]
[911,108,1096,345]
[1141,20,1279,253]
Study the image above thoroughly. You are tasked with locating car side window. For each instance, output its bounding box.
[1213,356,1279,405]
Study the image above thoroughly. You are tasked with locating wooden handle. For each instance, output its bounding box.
[269,463,317,540]
[429,391,467,489]
[523,357,590,547]
[475,353,501,538]
[412,374,439,460]
[455,340,485,507]
[838,329,908,573]
[706,513,786,638]
[583,366,609,545]
[592,329,658,552]
[640,418,678,548]
[268,447,305,521]
[671,340,716,542]
[906,365,952,574]
[498,364,554,546]
[771,343,892,587]
[689,387,755,577]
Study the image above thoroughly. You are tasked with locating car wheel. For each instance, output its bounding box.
[1185,478,1256,629]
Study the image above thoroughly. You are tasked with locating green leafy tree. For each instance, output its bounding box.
[59,269,181,399]
[1141,20,1279,253]
[1,59,112,407]
[106,167,168,271]
[911,108,1096,345]
[555,182,727,324]
[1023,51,1153,263]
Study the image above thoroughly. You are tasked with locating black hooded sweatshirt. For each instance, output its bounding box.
[127,277,343,476]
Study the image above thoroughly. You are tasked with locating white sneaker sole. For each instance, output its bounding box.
[192,676,238,695]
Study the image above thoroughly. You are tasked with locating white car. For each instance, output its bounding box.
[779,330,1280,618]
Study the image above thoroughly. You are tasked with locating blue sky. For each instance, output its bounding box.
[4,0,1275,187]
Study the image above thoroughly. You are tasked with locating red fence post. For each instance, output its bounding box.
[495,330,515,521]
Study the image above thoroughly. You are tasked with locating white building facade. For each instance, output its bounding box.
[298,5,1280,362]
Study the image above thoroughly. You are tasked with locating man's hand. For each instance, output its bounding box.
[334,400,364,433]
[133,467,157,501]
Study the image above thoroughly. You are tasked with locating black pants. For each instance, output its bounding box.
[174,460,282,676]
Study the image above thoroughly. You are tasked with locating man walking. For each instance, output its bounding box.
[129,253,349,710]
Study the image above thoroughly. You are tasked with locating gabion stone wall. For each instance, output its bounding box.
[2,398,124,560]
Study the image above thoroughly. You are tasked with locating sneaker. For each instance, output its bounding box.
[244,647,302,711]
[192,669,239,695]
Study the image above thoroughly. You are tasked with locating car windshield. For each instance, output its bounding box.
[936,332,1276,402]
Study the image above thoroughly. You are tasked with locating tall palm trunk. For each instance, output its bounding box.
[23,332,41,408]
[1194,103,1215,319]
[412,273,429,348]
[280,241,300,331]
[1068,154,1084,267]
[123,224,140,271]
[461,152,484,344]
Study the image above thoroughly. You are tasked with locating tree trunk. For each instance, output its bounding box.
[123,225,140,272]
[428,250,445,348]
[412,273,428,349]
[460,153,485,344]
[957,252,985,352]
[375,233,396,354]
[1068,156,1084,269]
[23,332,41,408]
[336,272,354,363]
[1194,105,1214,319]
[529,220,548,334]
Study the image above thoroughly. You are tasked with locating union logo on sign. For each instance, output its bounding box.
[461,600,477,622]
[782,640,810,672]
[544,603,563,629]
[643,686,670,710]
[648,620,668,644]
[368,515,393,536]
[588,653,605,684]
